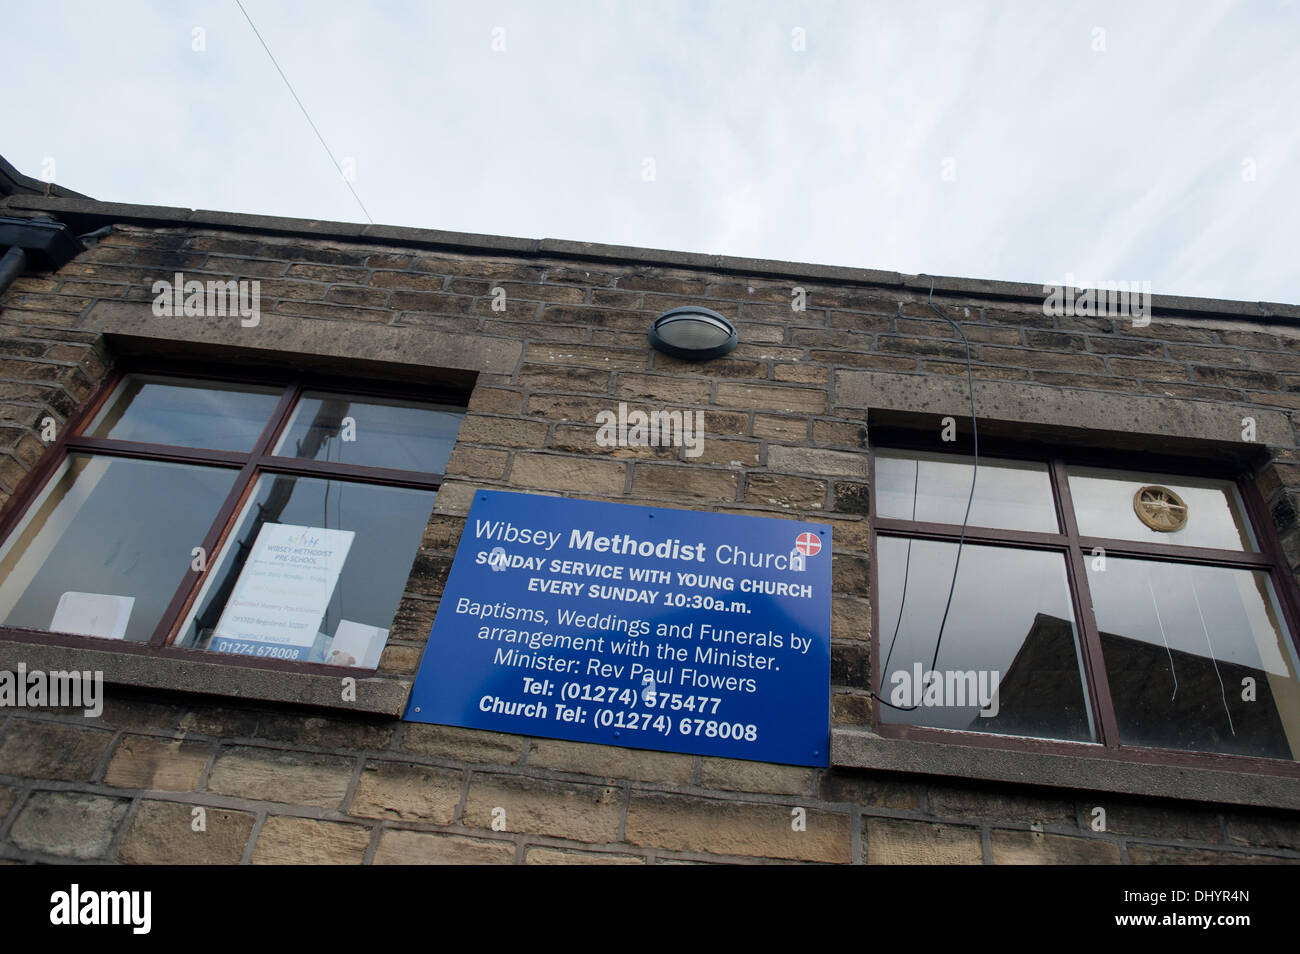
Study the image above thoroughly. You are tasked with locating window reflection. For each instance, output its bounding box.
[0,455,237,642]
[875,451,1058,532]
[272,392,462,474]
[87,375,281,452]
[1087,558,1300,760]
[877,537,1093,741]
[177,474,436,666]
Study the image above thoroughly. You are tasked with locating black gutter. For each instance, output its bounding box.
[0,216,86,298]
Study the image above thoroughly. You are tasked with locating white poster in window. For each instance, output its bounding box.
[50,592,134,640]
[211,523,355,661]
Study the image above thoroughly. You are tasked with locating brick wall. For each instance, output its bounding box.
[1,217,1299,863]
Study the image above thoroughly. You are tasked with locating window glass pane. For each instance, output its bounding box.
[272,392,462,474]
[875,451,1058,532]
[176,474,436,666]
[86,375,282,451]
[1087,558,1300,760]
[0,455,237,642]
[1068,467,1254,551]
[877,537,1093,741]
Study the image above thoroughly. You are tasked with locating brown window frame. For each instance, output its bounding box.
[0,359,466,678]
[868,431,1300,782]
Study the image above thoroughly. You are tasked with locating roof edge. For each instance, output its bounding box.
[0,156,91,200]
[3,193,1295,322]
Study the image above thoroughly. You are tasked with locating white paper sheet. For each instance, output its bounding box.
[50,591,134,639]
[327,619,388,669]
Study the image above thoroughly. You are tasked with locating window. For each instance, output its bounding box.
[871,446,1300,769]
[0,368,463,672]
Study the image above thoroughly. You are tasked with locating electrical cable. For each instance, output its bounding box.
[1145,571,1178,701]
[76,226,114,242]
[1188,567,1235,736]
[877,459,919,708]
[233,0,374,224]
[873,278,979,710]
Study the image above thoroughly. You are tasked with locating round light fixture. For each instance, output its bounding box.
[648,306,738,361]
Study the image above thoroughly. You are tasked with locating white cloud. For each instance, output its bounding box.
[2,0,1295,302]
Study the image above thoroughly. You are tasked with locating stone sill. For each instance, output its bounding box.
[832,726,1300,811]
[0,637,412,717]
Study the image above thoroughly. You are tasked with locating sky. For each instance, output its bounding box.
[4,0,1298,303]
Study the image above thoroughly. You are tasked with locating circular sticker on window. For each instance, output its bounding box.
[1133,485,1188,532]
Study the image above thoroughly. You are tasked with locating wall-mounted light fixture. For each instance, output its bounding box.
[648,306,738,361]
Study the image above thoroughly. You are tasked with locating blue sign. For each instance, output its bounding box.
[405,490,831,766]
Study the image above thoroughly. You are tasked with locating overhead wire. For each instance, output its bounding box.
[233,0,375,224]
[873,278,979,710]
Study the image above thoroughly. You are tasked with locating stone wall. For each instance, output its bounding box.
[1,207,1298,863]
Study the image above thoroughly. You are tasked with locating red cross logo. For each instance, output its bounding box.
[795,532,822,557]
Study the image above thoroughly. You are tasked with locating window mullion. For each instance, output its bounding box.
[254,456,444,490]
[149,459,265,647]
[251,383,301,457]
[1074,536,1271,569]
[872,517,1068,550]
[1052,458,1121,750]
[148,383,299,647]
[62,438,248,467]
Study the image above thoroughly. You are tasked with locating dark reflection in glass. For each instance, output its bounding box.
[87,375,281,451]
[177,474,436,667]
[0,455,236,642]
[878,537,1093,741]
[875,451,1058,532]
[1087,558,1300,760]
[272,392,462,474]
